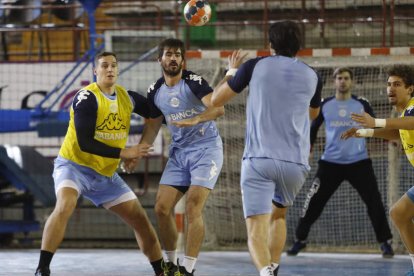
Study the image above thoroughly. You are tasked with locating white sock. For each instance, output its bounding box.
[165,250,177,265]
[271,262,279,271]
[182,256,197,273]
[259,266,273,276]
[410,253,414,271]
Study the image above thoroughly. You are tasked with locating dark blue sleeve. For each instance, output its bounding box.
[146,80,164,118]
[310,72,323,108]
[128,90,150,118]
[73,90,121,158]
[183,70,213,100]
[310,98,326,146]
[227,57,261,93]
[404,106,414,117]
[357,96,375,117]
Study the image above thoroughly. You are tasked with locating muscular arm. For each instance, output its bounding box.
[309,107,320,120]
[211,80,237,107]
[342,102,414,141]
[140,116,164,144]
[372,116,411,140]
[373,128,401,140]
[382,116,414,130]
[341,127,400,141]
[200,93,225,119]
[128,90,150,118]
[351,112,414,130]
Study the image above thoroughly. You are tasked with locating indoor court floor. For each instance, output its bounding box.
[1,249,411,276]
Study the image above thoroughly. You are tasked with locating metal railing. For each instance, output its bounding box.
[0,0,412,62]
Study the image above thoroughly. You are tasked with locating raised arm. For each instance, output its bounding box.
[340,111,408,141]
[211,81,238,107]
[212,49,248,107]
[350,111,414,130]
[341,127,400,141]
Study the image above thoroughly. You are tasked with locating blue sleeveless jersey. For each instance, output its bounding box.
[227,55,322,167]
[147,70,222,149]
[311,95,375,164]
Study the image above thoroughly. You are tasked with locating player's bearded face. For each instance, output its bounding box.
[334,73,352,94]
[161,48,184,77]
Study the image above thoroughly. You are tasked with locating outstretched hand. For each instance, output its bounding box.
[228,49,248,70]
[171,116,200,128]
[120,143,154,159]
[340,127,360,140]
[120,158,139,174]
[350,112,375,128]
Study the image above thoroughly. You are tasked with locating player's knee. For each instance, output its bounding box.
[53,201,76,219]
[185,207,202,223]
[389,206,399,225]
[154,202,172,218]
[389,204,404,225]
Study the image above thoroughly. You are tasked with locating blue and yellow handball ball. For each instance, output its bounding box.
[183,0,212,26]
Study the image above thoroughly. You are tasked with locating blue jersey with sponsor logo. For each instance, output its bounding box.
[147,70,222,149]
[311,95,374,164]
[227,55,322,167]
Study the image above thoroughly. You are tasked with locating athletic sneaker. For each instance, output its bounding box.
[260,266,274,276]
[286,240,307,256]
[176,265,195,276]
[35,267,50,276]
[380,241,394,258]
[162,261,179,276]
[272,265,279,276]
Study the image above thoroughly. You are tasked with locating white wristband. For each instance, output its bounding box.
[226,68,238,77]
[374,118,386,128]
[356,129,374,137]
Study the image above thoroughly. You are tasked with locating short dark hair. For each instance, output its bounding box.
[268,20,302,57]
[386,64,414,87]
[94,51,117,66]
[157,38,186,60]
[333,67,354,80]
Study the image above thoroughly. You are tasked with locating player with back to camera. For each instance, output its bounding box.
[287,67,394,258]
[341,64,414,276]
[211,20,322,276]
[133,38,225,276]
[34,52,168,276]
